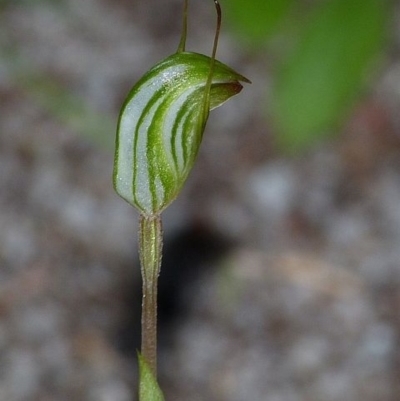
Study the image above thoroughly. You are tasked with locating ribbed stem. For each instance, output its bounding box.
[139,214,163,376]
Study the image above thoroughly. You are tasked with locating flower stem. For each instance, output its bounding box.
[139,213,163,376]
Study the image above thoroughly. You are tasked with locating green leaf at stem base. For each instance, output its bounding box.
[138,353,165,401]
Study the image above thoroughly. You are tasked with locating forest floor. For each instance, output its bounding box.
[1,1,399,400]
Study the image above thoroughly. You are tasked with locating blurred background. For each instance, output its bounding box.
[1,0,400,400]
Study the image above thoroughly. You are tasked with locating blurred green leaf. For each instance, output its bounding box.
[272,0,388,152]
[1,42,114,149]
[138,353,165,401]
[225,0,295,45]
[23,75,115,149]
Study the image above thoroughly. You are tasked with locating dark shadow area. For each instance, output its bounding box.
[114,221,233,357]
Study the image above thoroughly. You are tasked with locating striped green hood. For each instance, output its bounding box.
[113,51,249,215]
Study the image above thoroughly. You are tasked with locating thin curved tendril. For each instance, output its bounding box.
[202,0,221,123]
[177,0,188,52]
